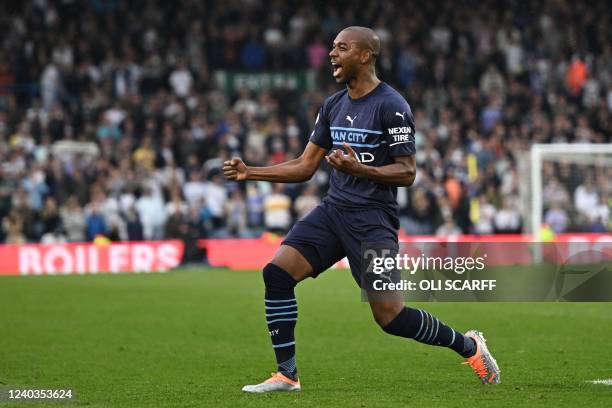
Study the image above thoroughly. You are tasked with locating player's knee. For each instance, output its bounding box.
[371,302,403,328]
[263,263,298,292]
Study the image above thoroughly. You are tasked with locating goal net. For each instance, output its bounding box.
[525,144,612,238]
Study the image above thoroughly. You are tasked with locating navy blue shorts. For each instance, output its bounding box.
[282,201,399,288]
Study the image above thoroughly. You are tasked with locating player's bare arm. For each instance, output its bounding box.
[223,142,327,183]
[326,142,416,186]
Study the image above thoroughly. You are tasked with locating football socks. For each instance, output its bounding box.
[383,306,476,358]
[263,263,299,380]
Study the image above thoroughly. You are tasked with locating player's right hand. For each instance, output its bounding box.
[223,157,249,181]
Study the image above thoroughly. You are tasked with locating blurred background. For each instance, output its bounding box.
[0,0,610,264]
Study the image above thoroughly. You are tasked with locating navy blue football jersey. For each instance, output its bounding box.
[309,82,416,217]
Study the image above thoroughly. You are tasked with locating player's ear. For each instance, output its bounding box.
[360,49,372,64]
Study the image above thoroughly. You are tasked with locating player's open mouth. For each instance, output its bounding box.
[331,62,343,77]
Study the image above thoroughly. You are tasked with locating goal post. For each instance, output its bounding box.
[529,143,612,238]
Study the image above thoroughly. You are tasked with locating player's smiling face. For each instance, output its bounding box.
[329,31,362,84]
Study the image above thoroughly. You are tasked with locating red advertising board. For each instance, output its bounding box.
[200,233,612,270]
[1,234,609,275]
[0,241,184,276]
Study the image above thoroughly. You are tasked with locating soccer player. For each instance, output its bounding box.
[223,26,500,392]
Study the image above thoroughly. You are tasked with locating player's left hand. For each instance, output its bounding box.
[326,143,363,175]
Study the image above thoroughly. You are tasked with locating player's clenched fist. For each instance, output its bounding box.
[325,142,362,175]
[223,157,249,181]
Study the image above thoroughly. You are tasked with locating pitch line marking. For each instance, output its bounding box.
[586,379,612,385]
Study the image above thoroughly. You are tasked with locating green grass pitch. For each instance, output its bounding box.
[1,268,611,407]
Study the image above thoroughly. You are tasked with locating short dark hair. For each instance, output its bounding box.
[341,26,381,64]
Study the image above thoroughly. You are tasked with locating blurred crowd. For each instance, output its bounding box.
[0,0,610,253]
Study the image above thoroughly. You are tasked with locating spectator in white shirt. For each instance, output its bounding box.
[169,61,193,98]
[574,178,599,218]
[183,171,207,208]
[494,197,522,233]
[135,187,166,240]
[204,174,227,228]
[264,184,292,234]
[165,188,189,217]
[473,195,497,235]
[587,195,610,232]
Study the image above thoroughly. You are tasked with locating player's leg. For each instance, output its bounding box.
[242,245,310,393]
[370,299,500,384]
[333,206,474,354]
[243,204,344,393]
[265,245,312,379]
[369,297,476,357]
[332,203,500,384]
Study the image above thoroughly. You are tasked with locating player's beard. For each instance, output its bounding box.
[335,65,357,85]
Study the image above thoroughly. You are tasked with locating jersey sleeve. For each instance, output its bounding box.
[308,101,332,151]
[381,98,416,157]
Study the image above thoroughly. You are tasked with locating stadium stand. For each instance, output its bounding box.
[0,0,609,250]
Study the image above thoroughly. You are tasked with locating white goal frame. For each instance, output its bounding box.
[530,143,612,237]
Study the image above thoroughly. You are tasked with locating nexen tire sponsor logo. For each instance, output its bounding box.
[391,134,412,142]
[388,127,414,146]
[387,126,413,135]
